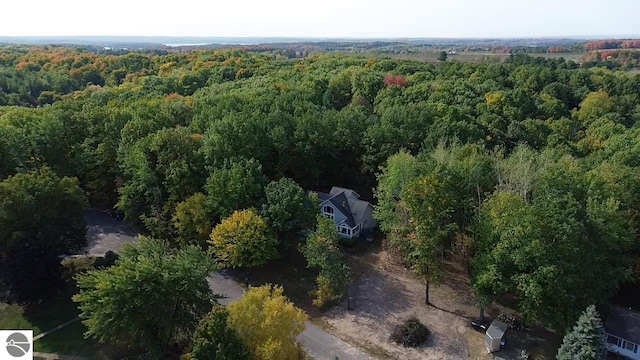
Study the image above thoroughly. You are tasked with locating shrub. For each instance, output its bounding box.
[390,317,430,347]
[497,312,524,330]
[61,256,97,280]
[93,251,119,269]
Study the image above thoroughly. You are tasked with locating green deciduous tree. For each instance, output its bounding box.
[556,305,606,360]
[190,306,250,360]
[117,126,205,238]
[374,151,459,305]
[301,216,350,307]
[261,177,315,237]
[202,112,272,171]
[425,142,495,229]
[494,145,545,202]
[576,90,614,125]
[205,158,266,221]
[74,237,217,358]
[374,151,421,235]
[362,103,435,172]
[209,209,278,268]
[351,69,384,107]
[473,155,634,330]
[402,174,456,305]
[472,191,533,316]
[0,167,88,302]
[0,120,28,179]
[227,285,307,360]
[324,70,353,110]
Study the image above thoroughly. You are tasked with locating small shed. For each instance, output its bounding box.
[485,319,507,353]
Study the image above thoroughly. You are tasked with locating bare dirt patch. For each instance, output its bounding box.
[325,268,470,359]
[320,241,560,359]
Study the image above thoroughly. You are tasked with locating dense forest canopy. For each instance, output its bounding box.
[1,45,639,331]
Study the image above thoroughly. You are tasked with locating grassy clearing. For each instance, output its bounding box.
[0,302,35,331]
[0,286,80,337]
[0,287,102,356]
[36,321,99,356]
[0,257,129,358]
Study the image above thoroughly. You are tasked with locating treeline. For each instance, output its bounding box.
[584,39,640,51]
[581,49,640,69]
[1,46,640,332]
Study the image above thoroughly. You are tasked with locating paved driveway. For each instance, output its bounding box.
[82,210,138,256]
[208,271,373,360]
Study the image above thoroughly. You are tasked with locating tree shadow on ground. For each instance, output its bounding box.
[226,252,324,318]
[344,271,413,321]
[500,325,561,360]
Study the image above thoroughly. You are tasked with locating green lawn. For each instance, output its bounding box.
[0,287,105,356]
[0,290,79,335]
[35,321,101,356]
[0,258,129,358]
[0,302,36,331]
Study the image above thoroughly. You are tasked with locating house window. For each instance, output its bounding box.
[340,226,350,235]
[625,341,638,353]
[322,205,334,220]
[608,335,622,347]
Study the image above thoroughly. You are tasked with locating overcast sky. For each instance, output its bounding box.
[2,0,639,38]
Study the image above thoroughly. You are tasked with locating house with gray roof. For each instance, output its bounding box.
[604,306,640,359]
[315,187,377,239]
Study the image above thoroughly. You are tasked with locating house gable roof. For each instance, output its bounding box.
[604,305,640,344]
[314,187,373,229]
[348,197,372,227]
[330,186,360,200]
[328,192,356,228]
[316,191,332,202]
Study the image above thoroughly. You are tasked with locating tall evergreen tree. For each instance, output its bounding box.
[556,305,606,360]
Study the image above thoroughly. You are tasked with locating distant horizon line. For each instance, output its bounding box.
[2,35,640,41]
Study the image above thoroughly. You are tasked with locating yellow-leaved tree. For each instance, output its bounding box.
[172,192,211,248]
[209,209,278,268]
[227,285,307,360]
